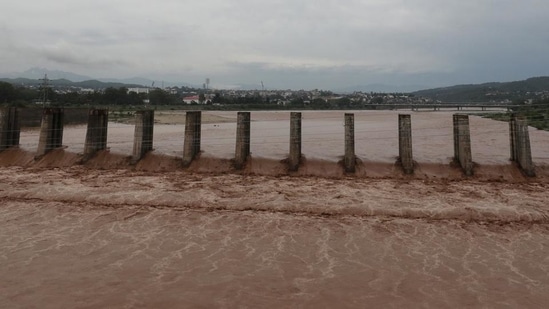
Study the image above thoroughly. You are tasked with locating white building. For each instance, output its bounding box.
[127,87,150,94]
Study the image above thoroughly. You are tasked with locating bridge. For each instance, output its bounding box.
[364,102,520,111]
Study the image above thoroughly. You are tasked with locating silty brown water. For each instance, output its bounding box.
[2,110,549,308]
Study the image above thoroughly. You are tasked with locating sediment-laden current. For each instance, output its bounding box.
[1,167,549,308]
[2,111,549,308]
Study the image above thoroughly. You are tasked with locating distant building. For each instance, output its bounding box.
[182,95,199,104]
[127,87,150,94]
[78,88,95,94]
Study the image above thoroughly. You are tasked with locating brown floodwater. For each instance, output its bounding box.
[16,110,549,164]
[2,110,549,308]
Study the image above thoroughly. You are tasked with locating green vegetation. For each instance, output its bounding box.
[0,81,179,107]
[482,98,549,131]
[414,77,549,102]
[0,81,16,103]
[0,78,143,90]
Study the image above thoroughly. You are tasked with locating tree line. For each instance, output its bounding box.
[484,98,549,131]
[0,81,181,106]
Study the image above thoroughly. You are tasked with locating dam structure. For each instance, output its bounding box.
[1,107,549,308]
[0,107,546,179]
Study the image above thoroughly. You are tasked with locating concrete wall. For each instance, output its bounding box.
[234,112,251,169]
[289,112,302,171]
[36,108,64,157]
[510,115,535,177]
[0,107,20,151]
[183,111,202,167]
[344,113,356,173]
[132,110,154,162]
[398,114,413,174]
[453,114,473,176]
[83,109,109,159]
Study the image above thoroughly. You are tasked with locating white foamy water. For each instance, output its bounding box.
[1,167,549,308]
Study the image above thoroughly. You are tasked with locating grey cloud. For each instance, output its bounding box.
[1,0,549,89]
[41,47,129,68]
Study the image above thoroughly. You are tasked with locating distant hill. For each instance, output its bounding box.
[336,83,427,94]
[3,67,93,82]
[0,77,146,89]
[1,67,197,88]
[413,77,549,102]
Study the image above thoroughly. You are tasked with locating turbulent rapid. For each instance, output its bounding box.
[2,111,549,308]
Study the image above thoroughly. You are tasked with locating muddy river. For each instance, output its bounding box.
[1,110,549,308]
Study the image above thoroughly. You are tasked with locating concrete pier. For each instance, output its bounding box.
[234,112,251,169]
[194,111,202,154]
[398,114,414,174]
[36,108,64,157]
[510,115,535,177]
[182,111,202,167]
[83,109,108,159]
[453,115,459,161]
[452,114,473,176]
[344,113,355,173]
[509,117,517,161]
[289,112,302,171]
[0,107,20,151]
[132,110,154,162]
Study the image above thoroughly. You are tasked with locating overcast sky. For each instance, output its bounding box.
[2,0,549,90]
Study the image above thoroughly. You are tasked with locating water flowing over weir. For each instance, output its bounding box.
[1,108,548,179]
[2,108,549,307]
[1,108,549,216]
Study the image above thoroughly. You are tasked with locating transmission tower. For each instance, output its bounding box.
[39,74,50,106]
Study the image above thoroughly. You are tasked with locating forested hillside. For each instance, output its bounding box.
[414,77,549,102]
